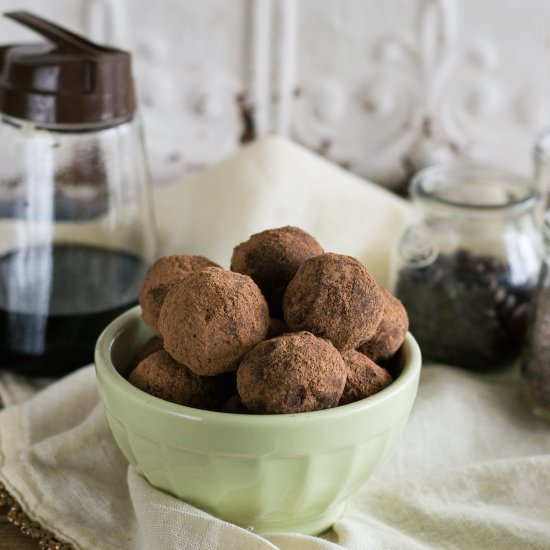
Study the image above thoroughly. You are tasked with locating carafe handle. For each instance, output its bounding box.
[4,11,115,55]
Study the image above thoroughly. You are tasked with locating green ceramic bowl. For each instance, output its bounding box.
[95,306,421,535]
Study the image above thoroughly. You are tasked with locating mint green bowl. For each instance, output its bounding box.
[95,306,421,535]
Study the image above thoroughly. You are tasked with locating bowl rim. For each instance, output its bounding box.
[95,306,422,425]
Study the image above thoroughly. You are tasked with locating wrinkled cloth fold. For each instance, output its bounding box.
[1,365,549,550]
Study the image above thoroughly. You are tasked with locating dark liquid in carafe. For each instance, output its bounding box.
[0,244,148,376]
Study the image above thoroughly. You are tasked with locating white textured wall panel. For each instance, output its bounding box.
[0,0,549,189]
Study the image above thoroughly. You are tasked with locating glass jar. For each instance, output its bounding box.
[523,212,550,421]
[534,130,550,213]
[0,115,156,376]
[393,164,541,371]
[0,12,156,376]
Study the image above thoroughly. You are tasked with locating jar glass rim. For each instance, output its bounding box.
[543,211,550,239]
[410,163,537,213]
[534,128,550,161]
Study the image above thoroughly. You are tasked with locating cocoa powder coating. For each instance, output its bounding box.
[359,287,409,362]
[231,226,324,316]
[339,350,393,405]
[139,255,219,334]
[237,331,347,414]
[283,253,384,350]
[158,267,270,375]
[128,350,226,410]
[266,317,290,339]
[134,336,164,366]
[222,395,251,414]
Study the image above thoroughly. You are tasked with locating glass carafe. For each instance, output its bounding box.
[393,164,541,371]
[0,12,156,375]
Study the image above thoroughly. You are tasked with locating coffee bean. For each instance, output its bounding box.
[508,303,529,341]
[396,250,535,371]
[494,287,507,303]
[455,249,472,264]
[475,261,487,274]
[504,294,517,311]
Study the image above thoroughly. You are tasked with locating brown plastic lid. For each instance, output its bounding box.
[0,11,136,127]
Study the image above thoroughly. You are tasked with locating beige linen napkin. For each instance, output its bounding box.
[151,137,412,287]
[2,365,550,550]
[0,138,549,549]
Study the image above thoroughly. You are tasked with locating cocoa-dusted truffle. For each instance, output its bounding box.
[222,395,250,414]
[231,226,324,316]
[266,317,290,339]
[359,287,409,362]
[129,350,225,410]
[134,336,164,366]
[159,267,270,375]
[283,253,384,350]
[237,331,347,414]
[339,350,393,405]
[139,255,219,334]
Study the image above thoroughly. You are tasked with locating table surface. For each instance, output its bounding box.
[0,511,37,549]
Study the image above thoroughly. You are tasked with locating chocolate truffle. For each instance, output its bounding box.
[266,317,290,339]
[231,226,324,316]
[129,350,225,409]
[237,331,347,414]
[339,350,393,405]
[159,267,270,375]
[222,395,250,414]
[283,253,384,350]
[359,287,409,362]
[134,336,164,365]
[139,255,219,335]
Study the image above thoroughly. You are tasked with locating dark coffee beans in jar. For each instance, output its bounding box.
[395,249,534,371]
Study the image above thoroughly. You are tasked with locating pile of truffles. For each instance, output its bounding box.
[129,226,409,414]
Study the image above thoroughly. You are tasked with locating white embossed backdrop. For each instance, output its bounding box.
[0,0,549,191]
